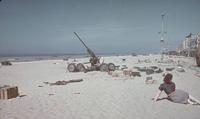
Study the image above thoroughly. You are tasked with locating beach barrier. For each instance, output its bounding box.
[0,86,19,99]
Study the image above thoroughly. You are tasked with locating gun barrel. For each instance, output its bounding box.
[74,32,88,49]
[73,32,96,58]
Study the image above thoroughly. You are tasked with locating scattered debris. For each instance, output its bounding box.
[145,59,151,63]
[138,59,151,63]
[135,66,163,74]
[112,72,120,77]
[73,59,77,62]
[108,70,141,78]
[145,77,156,84]
[150,66,158,70]
[63,58,69,61]
[0,85,10,89]
[123,69,132,76]
[1,61,12,66]
[130,71,141,77]
[0,86,19,99]
[189,65,200,72]
[115,65,120,70]
[135,67,146,72]
[108,70,122,77]
[19,95,27,98]
[146,76,152,80]
[121,65,128,70]
[155,68,163,73]
[158,59,174,64]
[73,92,80,94]
[43,82,49,85]
[146,68,154,75]
[177,64,184,67]
[162,73,167,77]
[122,58,126,62]
[44,79,83,86]
[123,69,141,77]
[131,53,137,56]
[194,73,200,78]
[176,67,185,72]
[166,67,175,71]
[48,94,54,96]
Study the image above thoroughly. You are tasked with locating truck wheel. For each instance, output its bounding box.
[67,63,77,72]
[99,63,108,72]
[108,63,116,71]
[77,63,86,72]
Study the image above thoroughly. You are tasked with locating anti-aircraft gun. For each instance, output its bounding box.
[67,32,116,72]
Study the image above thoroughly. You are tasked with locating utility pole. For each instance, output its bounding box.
[160,14,166,61]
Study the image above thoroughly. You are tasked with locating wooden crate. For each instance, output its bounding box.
[0,86,19,99]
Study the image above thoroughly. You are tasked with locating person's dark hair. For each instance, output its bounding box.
[163,73,173,83]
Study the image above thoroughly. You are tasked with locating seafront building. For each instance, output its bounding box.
[177,32,200,57]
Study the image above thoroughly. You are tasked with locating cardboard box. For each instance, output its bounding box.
[0,86,19,99]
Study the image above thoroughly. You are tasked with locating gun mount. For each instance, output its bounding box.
[67,32,116,72]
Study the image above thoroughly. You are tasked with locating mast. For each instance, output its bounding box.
[160,14,166,60]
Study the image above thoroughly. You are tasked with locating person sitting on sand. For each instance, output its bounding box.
[153,73,200,105]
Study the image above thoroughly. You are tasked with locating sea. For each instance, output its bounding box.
[0,53,122,62]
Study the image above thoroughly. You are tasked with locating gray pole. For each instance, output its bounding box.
[160,14,165,60]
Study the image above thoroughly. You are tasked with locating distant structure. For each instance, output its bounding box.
[196,32,200,47]
[195,32,200,66]
[159,14,167,60]
[177,32,199,57]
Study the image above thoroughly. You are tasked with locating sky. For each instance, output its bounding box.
[0,0,200,55]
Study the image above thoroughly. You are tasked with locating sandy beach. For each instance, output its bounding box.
[0,55,200,119]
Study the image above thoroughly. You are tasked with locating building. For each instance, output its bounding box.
[196,32,200,47]
[177,32,199,57]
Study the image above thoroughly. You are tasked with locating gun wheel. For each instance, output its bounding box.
[99,63,108,72]
[67,63,77,72]
[108,63,116,71]
[77,63,86,72]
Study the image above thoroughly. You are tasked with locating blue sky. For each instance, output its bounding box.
[0,0,200,55]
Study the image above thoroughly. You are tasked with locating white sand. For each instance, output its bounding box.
[0,55,200,119]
